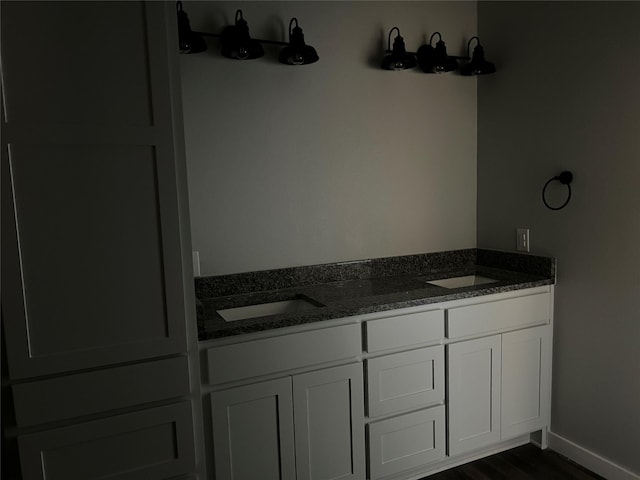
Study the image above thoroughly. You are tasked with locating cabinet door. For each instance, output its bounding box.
[368,406,446,479]
[1,1,188,378]
[501,325,550,439]
[210,377,296,480]
[448,335,501,456]
[293,363,366,480]
[18,402,195,480]
[367,345,444,418]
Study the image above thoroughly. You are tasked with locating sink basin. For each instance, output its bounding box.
[426,275,498,289]
[217,297,321,322]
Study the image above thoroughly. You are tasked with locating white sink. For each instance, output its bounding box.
[426,275,498,289]
[217,298,320,322]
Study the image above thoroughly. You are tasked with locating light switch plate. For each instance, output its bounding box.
[516,228,530,252]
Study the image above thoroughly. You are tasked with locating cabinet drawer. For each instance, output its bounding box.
[368,405,445,479]
[18,402,195,480]
[367,346,444,418]
[207,323,361,384]
[447,293,550,338]
[12,356,190,427]
[366,309,444,353]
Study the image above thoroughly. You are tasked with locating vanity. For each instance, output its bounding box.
[196,249,555,480]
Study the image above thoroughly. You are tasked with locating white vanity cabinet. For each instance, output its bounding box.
[204,286,554,480]
[206,324,366,480]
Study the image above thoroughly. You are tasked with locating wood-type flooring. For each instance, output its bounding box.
[421,444,605,479]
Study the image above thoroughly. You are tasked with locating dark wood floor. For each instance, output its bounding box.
[422,444,605,479]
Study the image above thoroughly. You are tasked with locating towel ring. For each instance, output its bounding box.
[542,171,573,211]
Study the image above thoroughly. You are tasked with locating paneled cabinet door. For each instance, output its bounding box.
[210,377,296,480]
[501,325,550,439]
[1,1,187,379]
[18,402,195,480]
[293,363,366,480]
[367,345,445,418]
[448,335,502,456]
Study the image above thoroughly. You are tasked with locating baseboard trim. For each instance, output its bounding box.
[548,431,639,480]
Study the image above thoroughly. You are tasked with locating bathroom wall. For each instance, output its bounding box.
[180,1,478,275]
[478,2,640,475]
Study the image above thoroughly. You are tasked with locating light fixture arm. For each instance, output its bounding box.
[289,17,299,38]
[427,31,468,60]
[429,31,443,46]
[387,26,400,52]
[466,36,480,57]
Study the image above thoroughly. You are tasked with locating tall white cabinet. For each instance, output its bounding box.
[1,2,202,478]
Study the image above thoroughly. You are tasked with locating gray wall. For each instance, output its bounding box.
[181,1,478,275]
[478,2,640,474]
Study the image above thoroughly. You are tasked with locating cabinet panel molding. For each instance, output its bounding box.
[207,323,361,384]
[13,356,190,428]
[18,402,195,480]
[447,292,550,338]
[210,377,296,480]
[293,363,366,480]
[0,1,188,380]
[366,309,444,352]
[501,325,550,439]
[1,1,152,126]
[367,345,444,417]
[448,335,502,456]
[368,406,445,479]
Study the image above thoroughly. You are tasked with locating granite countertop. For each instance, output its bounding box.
[196,249,556,341]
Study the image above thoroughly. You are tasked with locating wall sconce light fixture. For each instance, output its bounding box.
[381,27,417,71]
[379,28,496,76]
[460,37,496,75]
[416,32,459,73]
[177,2,207,54]
[279,18,319,65]
[220,10,264,60]
[176,3,319,65]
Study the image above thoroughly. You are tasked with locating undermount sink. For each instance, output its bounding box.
[217,297,322,322]
[426,275,498,289]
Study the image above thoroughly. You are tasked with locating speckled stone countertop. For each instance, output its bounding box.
[196,249,556,341]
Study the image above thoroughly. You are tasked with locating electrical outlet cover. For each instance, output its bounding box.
[516,228,530,252]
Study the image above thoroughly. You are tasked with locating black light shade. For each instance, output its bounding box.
[279,18,319,65]
[381,27,417,71]
[221,10,264,60]
[460,37,496,75]
[417,32,458,73]
[177,1,207,54]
